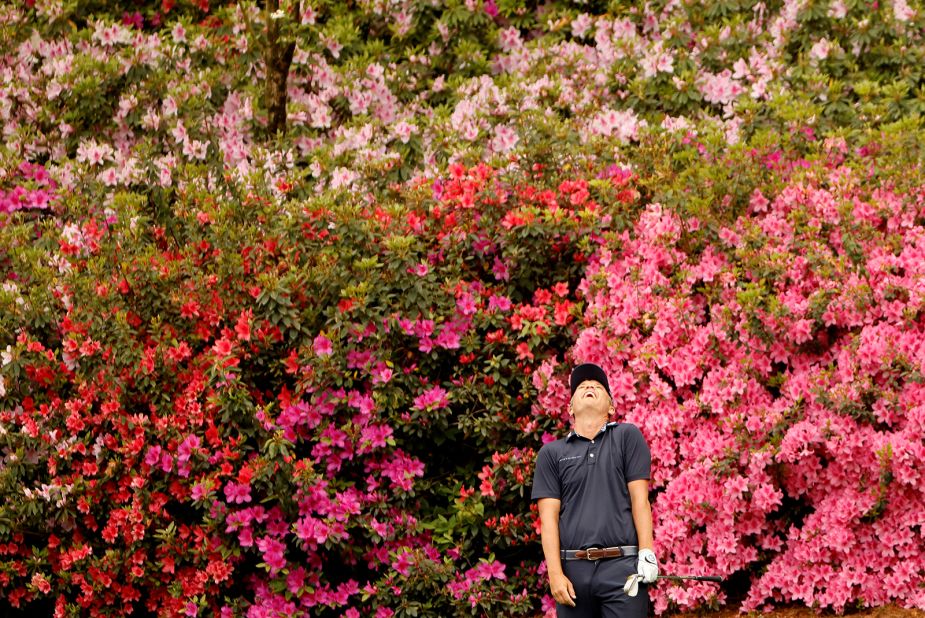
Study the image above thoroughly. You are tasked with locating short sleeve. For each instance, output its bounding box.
[531,444,560,500]
[621,424,651,482]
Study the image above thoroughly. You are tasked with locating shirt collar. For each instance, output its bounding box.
[566,421,617,442]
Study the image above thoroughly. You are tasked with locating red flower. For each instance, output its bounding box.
[234,310,252,341]
[515,342,534,361]
[31,573,51,594]
[212,338,233,357]
[485,329,507,344]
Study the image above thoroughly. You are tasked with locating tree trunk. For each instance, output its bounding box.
[265,0,299,136]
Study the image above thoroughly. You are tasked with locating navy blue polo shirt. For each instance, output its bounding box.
[531,422,651,549]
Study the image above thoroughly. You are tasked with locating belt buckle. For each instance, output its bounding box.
[585,547,603,561]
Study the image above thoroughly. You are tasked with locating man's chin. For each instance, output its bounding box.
[573,405,606,417]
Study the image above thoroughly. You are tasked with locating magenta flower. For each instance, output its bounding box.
[312,334,334,356]
[413,385,449,410]
[256,536,287,574]
[392,550,413,576]
[191,482,210,501]
[224,481,252,504]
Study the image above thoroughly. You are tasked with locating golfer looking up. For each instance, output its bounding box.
[531,362,657,617]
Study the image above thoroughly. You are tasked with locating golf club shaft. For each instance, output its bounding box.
[659,575,722,583]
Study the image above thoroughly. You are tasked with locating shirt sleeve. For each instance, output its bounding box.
[530,444,560,501]
[621,423,651,483]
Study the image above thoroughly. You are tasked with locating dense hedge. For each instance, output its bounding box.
[1,0,925,615]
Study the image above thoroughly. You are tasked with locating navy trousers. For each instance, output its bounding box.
[557,556,648,618]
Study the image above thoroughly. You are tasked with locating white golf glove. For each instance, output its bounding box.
[636,548,659,584]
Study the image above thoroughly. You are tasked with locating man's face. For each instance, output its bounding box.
[570,379,612,416]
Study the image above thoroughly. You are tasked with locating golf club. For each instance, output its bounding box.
[623,573,723,597]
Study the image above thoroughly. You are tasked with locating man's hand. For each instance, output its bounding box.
[636,548,659,583]
[549,571,577,607]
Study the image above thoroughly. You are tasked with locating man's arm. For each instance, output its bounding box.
[537,498,576,607]
[628,479,653,550]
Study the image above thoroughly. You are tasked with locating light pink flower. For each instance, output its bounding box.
[571,13,593,38]
[810,38,831,62]
[490,124,519,153]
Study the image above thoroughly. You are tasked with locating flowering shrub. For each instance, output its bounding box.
[0,159,629,615]
[2,0,925,615]
[533,132,925,612]
[4,0,924,201]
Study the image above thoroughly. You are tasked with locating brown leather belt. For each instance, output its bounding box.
[561,546,638,561]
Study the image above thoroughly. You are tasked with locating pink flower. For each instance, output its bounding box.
[359,424,394,452]
[435,327,462,350]
[490,124,519,153]
[144,445,162,467]
[313,334,333,356]
[698,69,744,105]
[408,263,429,277]
[172,23,186,43]
[893,0,916,21]
[256,536,287,574]
[492,257,510,281]
[76,140,114,167]
[589,108,645,142]
[159,451,174,473]
[476,559,506,580]
[413,385,449,410]
[498,27,521,52]
[224,481,252,504]
[488,294,512,312]
[287,567,306,594]
[371,362,394,384]
[235,310,252,341]
[571,13,593,38]
[392,550,413,576]
[330,167,358,189]
[191,482,210,501]
[810,38,831,62]
[457,294,477,315]
[392,120,416,144]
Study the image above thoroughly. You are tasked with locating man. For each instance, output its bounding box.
[531,362,658,617]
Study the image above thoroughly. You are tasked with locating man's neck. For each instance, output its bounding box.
[572,414,610,439]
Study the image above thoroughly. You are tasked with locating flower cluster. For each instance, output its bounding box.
[0,162,57,217]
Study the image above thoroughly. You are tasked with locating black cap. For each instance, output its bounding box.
[570,363,611,399]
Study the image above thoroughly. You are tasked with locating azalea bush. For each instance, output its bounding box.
[2,0,925,615]
[0,159,636,615]
[532,126,925,613]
